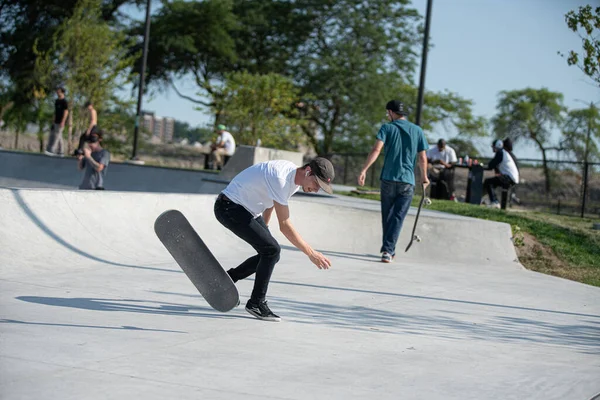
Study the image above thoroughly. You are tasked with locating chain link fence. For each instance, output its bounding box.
[327,152,600,218]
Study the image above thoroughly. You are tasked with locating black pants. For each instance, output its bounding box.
[430,168,455,199]
[484,175,514,203]
[214,194,280,303]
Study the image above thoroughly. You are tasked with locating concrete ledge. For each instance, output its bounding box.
[220,145,303,180]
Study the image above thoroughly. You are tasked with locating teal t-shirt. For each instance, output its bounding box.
[376,119,429,185]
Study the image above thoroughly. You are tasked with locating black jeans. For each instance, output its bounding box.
[214,194,280,303]
[484,175,514,203]
[429,167,455,199]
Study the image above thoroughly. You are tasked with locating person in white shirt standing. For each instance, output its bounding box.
[484,139,520,208]
[210,124,236,170]
[214,157,335,322]
[426,139,457,199]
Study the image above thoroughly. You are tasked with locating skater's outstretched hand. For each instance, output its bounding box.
[309,250,331,270]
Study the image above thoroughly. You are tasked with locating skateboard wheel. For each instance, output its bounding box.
[415,235,421,242]
[424,198,432,206]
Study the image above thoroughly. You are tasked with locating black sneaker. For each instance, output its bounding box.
[245,300,281,322]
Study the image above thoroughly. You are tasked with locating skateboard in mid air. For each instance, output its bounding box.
[154,210,239,312]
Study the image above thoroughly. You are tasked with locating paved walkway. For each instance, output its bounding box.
[1,188,599,399]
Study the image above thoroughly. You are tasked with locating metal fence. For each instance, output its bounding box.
[327,153,600,218]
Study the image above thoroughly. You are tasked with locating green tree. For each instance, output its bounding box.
[214,71,305,151]
[3,100,34,149]
[34,0,136,151]
[138,0,485,156]
[561,5,600,85]
[32,92,54,152]
[447,137,480,159]
[0,82,15,127]
[174,121,212,144]
[562,103,600,163]
[292,0,421,155]
[492,88,565,194]
[0,0,140,122]
[130,0,237,110]
[331,81,487,153]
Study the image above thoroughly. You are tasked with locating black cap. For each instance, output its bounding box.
[309,157,335,194]
[86,130,103,143]
[386,100,408,116]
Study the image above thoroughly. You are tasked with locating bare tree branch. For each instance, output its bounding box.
[170,81,211,106]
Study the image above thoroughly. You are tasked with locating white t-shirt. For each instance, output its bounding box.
[498,149,520,184]
[222,160,300,218]
[427,145,457,169]
[217,131,236,156]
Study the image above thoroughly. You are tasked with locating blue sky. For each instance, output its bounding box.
[130,0,599,159]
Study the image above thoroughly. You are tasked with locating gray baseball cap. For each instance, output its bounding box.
[309,157,335,194]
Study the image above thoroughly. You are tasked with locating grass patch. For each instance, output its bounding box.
[337,190,600,287]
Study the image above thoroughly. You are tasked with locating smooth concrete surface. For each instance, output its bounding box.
[0,149,222,193]
[1,188,599,400]
[0,148,302,194]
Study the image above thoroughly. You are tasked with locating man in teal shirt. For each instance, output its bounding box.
[358,100,429,263]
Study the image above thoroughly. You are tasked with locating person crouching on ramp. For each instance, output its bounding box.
[214,157,335,322]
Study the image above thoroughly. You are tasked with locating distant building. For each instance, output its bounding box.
[141,111,154,135]
[164,118,175,143]
[153,116,164,141]
[140,111,175,144]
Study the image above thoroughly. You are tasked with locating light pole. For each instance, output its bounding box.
[131,0,152,162]
[580,101,596,218]
[415,0,433,127]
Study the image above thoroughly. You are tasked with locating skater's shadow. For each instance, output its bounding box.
[16,296,246,320]
[0,318,186,333]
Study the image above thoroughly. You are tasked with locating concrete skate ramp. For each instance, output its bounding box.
[0,147,302,193]
[1,189,599,400]
[0,149,221,192]
[0,189,517,271]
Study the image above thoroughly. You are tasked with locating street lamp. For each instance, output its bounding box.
[131,0,152,162]
[415,0,433,127]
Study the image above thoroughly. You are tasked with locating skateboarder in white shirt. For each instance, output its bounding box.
[214,157,335,321]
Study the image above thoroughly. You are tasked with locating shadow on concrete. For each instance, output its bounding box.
[271,297,600,354]
[0,318,185,333]
[281,244,380,263]
[11,190,179,274]
[16,296,246,320]
[268,279,600,319]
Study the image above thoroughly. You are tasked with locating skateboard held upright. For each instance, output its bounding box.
[154,210,239,312]
[405,183,431,252]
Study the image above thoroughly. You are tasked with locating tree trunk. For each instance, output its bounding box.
[301,122,319,154]
[67,112,73,154]
[540,148,551,196]
[0,101,14,123]
[14,129,20,149]
[38,133,44,152]
[532,136,552,196]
